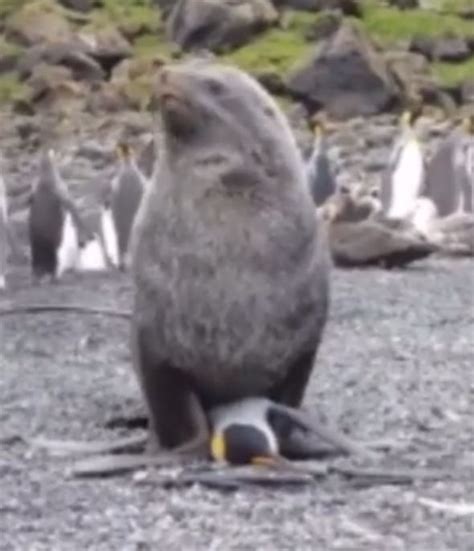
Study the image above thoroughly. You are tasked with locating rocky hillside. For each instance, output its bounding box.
[0,0,473,123]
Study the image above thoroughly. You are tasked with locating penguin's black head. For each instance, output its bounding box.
[211,424,274,465]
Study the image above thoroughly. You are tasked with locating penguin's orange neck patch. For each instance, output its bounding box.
[210,432,226,462]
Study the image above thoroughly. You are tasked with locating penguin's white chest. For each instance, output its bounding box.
[76,237,107,271]
[100,207,119,268]
[410,197,437,236]
[388,140,424,219]
[56,212,79,277]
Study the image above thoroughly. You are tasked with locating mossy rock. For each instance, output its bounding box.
[5,0,74,46]
[0,72,29,104]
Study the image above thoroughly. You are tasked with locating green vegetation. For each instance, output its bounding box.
[0,0,28,19]
[224,11,320,75]
[0,36,22,57]
[433,58,474,86]
[360,2,473,43]
[0,0,472,106]
[0,72,27,103]
[94,0,161,36]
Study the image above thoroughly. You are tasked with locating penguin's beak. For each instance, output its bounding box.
[251,455,279,468]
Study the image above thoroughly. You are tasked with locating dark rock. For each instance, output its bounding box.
[467,35,474,53]
[57,0,99,11]
[460,78,474,104]
[432,35,471,63]
[384,50,437,103]
[314,0,361,17]
[167,0,278,53]
[275,0,361,16]
[255,70,287,94]
[17,43,105,82]
[304,10,342,42]
[86,82,130,113]
[272,0,321,10]
[20,63,88,115]
[388,0,418,8]
[76,27,132,74]
[287,23,402,120]
[410,35,435,60]
[0,53,20,74]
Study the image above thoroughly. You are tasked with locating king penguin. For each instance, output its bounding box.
[100,143,146,270]
[380,108,425,220]
[423,116,474,216]
[35,396,374,477]
[458,115,474,213]
[0,170,8,290]
[305,116,337,207]
[28,149,88,281]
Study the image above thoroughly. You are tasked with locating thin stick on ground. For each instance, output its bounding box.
[0,304,131,318]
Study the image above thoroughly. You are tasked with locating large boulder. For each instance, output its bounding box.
[411,34,472,62]
[287,23,402,119]
[17,43,105,82]
[19,63,88,115]
[5,1,74,46]
[432,35,471,62]
[167,0,278,53]
[76,26,132,74]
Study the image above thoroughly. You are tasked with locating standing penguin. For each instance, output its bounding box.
[138,136,158,180]
[305,116,336,207]
[0,170,8,290]
[458,115,474,213]
[381,109,425,220]
[423,116,473,217]
[28,149,90,281]
[100,143,146,270]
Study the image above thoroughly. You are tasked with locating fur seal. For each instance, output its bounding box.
[100,143,146,270]
[320,191,437,268]
[69,60,330,474]
[423,116,473,217]
[410,197,474,256]
[133,58,330,446]
[28,149,91,281]
[305,116,336,207]
[380,109,425,220]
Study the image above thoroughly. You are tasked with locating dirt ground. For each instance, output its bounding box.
[1,250,473,550]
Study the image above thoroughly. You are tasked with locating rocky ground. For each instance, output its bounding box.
[0,2,473,548]
[1,250,473,550]
[0,109,474,549]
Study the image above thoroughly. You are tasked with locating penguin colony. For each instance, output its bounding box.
[1,59,473,476]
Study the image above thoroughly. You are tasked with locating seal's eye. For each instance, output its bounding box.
[206,79,224,96]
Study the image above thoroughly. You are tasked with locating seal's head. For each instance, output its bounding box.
[153,60,303,178]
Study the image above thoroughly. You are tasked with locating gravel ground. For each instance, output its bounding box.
[1,253,473,551]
